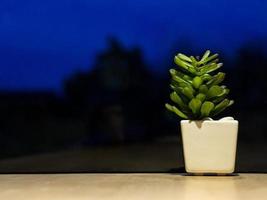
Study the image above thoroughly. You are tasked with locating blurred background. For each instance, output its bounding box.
[0,0,267,173]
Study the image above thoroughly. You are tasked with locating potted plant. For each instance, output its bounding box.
[165,50,238,174]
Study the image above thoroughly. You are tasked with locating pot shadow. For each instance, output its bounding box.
[181,173,239,177]
[168,168,239,176]
[168,167,186,173]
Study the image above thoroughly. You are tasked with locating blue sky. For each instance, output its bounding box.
[0,0,267,91]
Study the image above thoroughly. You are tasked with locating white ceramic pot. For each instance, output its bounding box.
[181,117,238,174]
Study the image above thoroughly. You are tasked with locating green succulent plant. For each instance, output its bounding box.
[165,50,234,120]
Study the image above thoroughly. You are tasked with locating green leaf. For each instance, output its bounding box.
[192,76,203,89]
[190,56,197,63]
[207,85,224,99]
[170,79,195,93]
[211,89,230,103]
[174,56,191,69]
[183,75,193,82]
[177,53,192,63]
[182,87,194,99]
[177,82,191,89]
[170,92,187,110]
[174,56,197,74]
[200,50,210,63]
[190,56,198,67]
[210,88,229,102]
[169,68,183,77]
[189,98,202,116]
[170,85,190,103]
[199,85,209,94]
[169,68,177,76]
[165,103,188,119]
[201,74,212,82]
[200,101,215,117]
[200,53,218,65]
[170,71,193,89]
[206,72,225,86]
[211,99,231,116]
[200,63,223,75]
[172,75,191,86]
[188,68,198,74]
[196,93,206,102]
[170,84,183,93]
[170,69,193,83]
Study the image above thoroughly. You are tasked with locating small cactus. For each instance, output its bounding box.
[165,50,234,120]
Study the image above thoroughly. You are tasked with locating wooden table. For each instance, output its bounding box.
[0,174,266,200]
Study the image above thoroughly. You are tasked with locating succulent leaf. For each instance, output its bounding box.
[170,92,187,110]
[190,56,198,67]
[165,103,188,119]
[200,50,211,63]
[196,93,206,102]
[177,53,192,63]
[182,87,195,99]
[172,75,191,86]
[206,72,225,86]
[200,53,218,65]
[211,89,230,103]
[200,63,222,75]
[174,56,191,68]
[212,88,229,98]
[201,101,215,117]
[170,69,193,82]
[201,74,212,82]
[211,99,231,116]
[199,85,209,94]
[192,76,203,89]
[174,56,197,74]
[207,85,224,99]
[189,98,202,116]
[183,75,193,82]
[169,68,182,77]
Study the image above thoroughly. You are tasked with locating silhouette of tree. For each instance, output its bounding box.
[64,37,161,143]
[234,41,267,107]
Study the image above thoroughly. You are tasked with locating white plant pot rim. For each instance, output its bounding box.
[181,116,237,122]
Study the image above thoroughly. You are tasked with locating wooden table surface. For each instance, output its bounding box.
[0,174,266,200]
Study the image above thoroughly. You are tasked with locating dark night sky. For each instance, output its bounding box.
[1,0,267,91]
